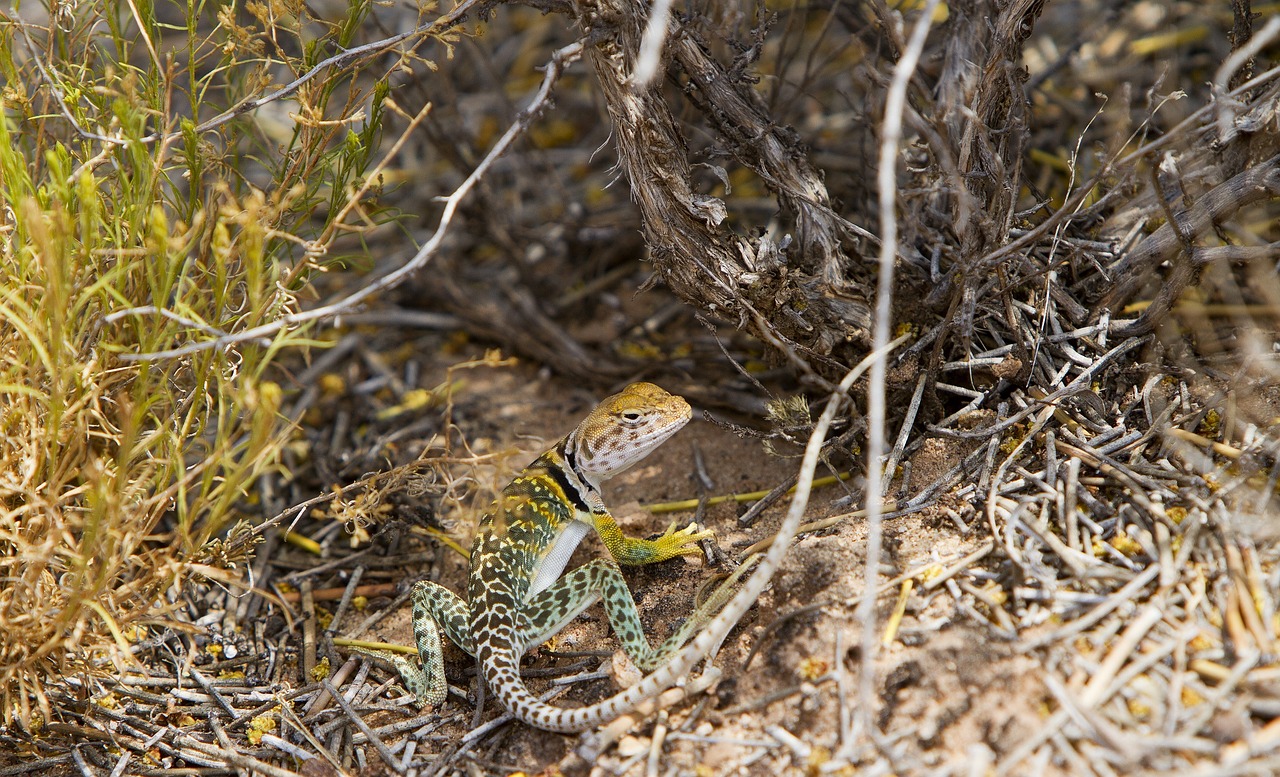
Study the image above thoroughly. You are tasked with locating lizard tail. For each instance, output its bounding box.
[491,655,673,733]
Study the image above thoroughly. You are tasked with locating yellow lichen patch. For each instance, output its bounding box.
[94,692,119,710]
[915,563,944,584]
[806,745,832,777]
[376,386,442,420]
[1000,431,1028,455]
[1110,533,1143,557]
[1198,409,1221,437]
[981,581,1008,606]
[246,715,277,745]
[796,657,830,681]
[319,373,346,397]
[310,657,331,683]
[1188,632,1215,652]
[1127,697,1152,720]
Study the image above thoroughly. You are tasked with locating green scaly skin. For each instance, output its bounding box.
[349,382,717,727]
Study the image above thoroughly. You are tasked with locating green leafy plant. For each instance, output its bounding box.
[0,0,424,722]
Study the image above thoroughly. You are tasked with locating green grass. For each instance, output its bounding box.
[0,0,422,723]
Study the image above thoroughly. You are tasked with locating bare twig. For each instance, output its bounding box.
[849,0,941,754]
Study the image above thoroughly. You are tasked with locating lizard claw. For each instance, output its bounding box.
[657,521,715,557]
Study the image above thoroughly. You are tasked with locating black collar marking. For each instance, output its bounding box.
[547,458,591,514]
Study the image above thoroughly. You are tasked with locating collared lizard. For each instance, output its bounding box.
[349,382,721,730]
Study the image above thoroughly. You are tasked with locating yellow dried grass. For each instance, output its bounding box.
[0,0,406,724]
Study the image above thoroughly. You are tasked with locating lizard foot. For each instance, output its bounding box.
[653,520,714,559]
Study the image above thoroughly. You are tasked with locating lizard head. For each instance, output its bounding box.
[568,382,692,482]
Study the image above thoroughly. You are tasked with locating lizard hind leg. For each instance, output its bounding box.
[349,580,471,707]
[522,558,724,674]
[660,551,761,657]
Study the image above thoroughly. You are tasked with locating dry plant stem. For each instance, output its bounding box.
[669,38,860,291]
[115,40,587,362]
[929,0,1044,351]
[180,4,480,146]
[969,62,1280,287]
[1101,153,1280,332]
[1215,16,1280,143]
[630,0,674,87]
[0,757,73,773]
[300,99,437,288]
[320,679,399,769]
[573,0,871,365]
[848,0,941,754]
[13,20,122,147]
[736,426,862,528]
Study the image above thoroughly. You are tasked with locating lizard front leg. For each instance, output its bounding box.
[591,509,713,566]
[348,580,471,706]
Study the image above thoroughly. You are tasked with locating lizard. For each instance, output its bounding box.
[351,367,852,736]
[464,365,863,737]
[349,381,721,730]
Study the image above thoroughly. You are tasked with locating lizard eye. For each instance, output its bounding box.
[620,411,643,423]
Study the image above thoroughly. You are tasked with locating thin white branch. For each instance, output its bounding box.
[630,0,676,89]
[1214,16,1280,145]
[102,305,233,340]
[852,0,942,750]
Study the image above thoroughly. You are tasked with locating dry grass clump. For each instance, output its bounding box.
[0,0,427,725]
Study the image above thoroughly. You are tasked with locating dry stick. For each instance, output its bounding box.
[1021,565,1161,651]
[1214,16,1280,144]
[113,39,587,362]
[920,541,997,592]
[629,0,674,87]
[736,425,862,528]
[321,679,401,771]
[188,669,239,721]
[882,373,928,494]
[1042,673,1137,762]
[1079,604,1165,708]
[846,0,942,758]
[292,98,437,290]
[929,336,1145,441]
[13,20,122,147]
[976,62,1280,279]
[280,695,344,767]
